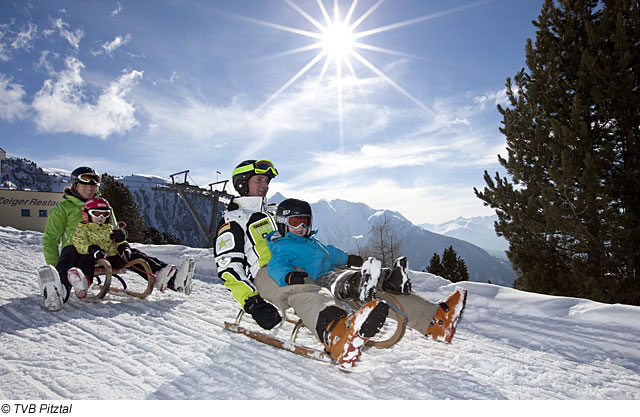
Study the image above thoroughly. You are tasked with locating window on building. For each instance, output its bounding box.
[21,209,31,217]
[39,210,48,218]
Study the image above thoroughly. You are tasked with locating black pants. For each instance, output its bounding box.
[55,245,79,302]
[66,246,167,286]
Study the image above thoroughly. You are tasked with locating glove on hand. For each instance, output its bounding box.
[346,254,364,267]
[88,244,106,260]
[285,271,308,285]
[111,229,127,242]
[243,295,282,330]
[117,243,132,260]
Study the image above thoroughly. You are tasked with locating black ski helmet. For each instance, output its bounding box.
[232,159,278,196]
[70,166,100,185]
[275,198,312,236]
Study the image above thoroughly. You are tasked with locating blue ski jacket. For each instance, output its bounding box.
[266,230,349,286]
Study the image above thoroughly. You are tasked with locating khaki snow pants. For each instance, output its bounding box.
[379,290,440,335]
[254,266,441,339]
[254,266,337,340]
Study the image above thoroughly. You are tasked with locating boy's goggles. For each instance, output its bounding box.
[78,173,101,185]
[286,215,312,229]
[233,159,278,177]
[88,209,110,218]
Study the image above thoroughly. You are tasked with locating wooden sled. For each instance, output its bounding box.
[223,293,408,363]
[83,258,154,301]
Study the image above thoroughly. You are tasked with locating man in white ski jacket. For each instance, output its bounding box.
[214,159,282,329]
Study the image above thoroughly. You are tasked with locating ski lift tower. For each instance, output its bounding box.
[157,170,234,248]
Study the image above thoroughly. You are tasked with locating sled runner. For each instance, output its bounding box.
[350,292,408,349]
[88,258,155,300]
[225,311,332,363]
[223,293,409,365]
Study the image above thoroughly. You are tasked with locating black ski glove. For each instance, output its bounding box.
[346,254,363,267]
[88,244,106,259]
[117,243,132,260]
[243,295,282,330]
[285,271,308,285]
[111,229,127,242]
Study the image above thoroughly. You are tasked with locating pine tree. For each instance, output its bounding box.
[427,246,469,283]
[100,173,145,242]
[474,0,640,305]
[427,253,444,276]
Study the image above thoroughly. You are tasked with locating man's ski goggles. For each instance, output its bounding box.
[286,215,312,229]
[233,159,278,177]
[77,173,101,185]
[88,209,110,218]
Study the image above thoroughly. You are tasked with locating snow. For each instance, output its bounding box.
[1,225,639,404]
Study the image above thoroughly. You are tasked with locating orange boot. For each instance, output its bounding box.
[322,300,389,369]
[426,288,467,343]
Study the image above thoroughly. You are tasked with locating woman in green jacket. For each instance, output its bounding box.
[40,166,191,310]
[42,166,104,300]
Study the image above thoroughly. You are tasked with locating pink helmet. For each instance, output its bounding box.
[81,197,111,223]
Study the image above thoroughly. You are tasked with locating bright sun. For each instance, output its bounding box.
[244,0,465,147]
[321,23,354,60]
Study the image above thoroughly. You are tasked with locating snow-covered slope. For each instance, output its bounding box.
[1,226,639,400]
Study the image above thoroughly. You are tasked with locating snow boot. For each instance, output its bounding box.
[67,267,90,299]
[381,256,412,295]
[321,300,389,369]
[334,257,381,301]
[154,264,176,292]
[37,265,65,311]
[168,258,195,295]
[426,288,467,344]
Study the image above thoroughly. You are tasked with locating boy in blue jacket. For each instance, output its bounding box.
[267,198,467,345]
[268,199,412,303]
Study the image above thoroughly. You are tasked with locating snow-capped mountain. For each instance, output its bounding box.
[2,155,515,285]
[297,196,515,286]
[421,216,510,259]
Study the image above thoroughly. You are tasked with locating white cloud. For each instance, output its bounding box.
[98,34,131,56]
[49,18,83,49]
[0,74,29,121]
[273,177,493,225]
[309,141,444,177]
[11,22,38,50]
[473,88,510,111]
[111,2,123,17]
[32,56,143,139]
[0,24,12,61]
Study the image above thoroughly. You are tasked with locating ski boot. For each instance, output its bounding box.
[321,300,389,369]
[426,288,467,343]
[381,256,412,295]
[154,264,176,292]
[168,258,195,295]
[67,267,90,299]
[37,265,66,311]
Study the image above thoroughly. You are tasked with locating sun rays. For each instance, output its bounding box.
[238,0,488,149]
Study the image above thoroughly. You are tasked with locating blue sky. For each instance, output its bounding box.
[1,0,542,224]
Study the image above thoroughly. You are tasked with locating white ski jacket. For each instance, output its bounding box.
[214,196,277,308]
